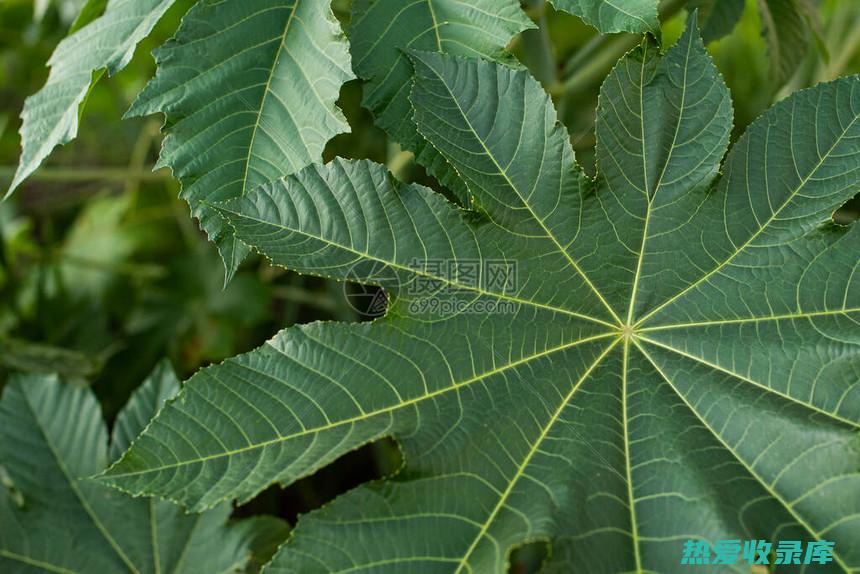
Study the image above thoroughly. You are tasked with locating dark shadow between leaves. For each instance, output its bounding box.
[232,437,402,525]
[508,538,550,574]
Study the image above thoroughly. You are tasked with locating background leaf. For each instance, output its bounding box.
[694,0,746,42]
[0,337,99,382]
[69,0,108,33]
[6,0,178,197]
[758,0,818,87]
[0,365,288,574]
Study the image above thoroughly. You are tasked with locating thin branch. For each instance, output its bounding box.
[0,166,172,184]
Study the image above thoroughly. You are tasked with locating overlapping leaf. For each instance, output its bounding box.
[694,0,746,42]
[348,0,661,204]
[6,0,178,197]
[349,0,533,202]
[759,0,818,86]
[549,0,659,33]
[127,0,354,278]
[0,362,287,573]
[103,19,860,574]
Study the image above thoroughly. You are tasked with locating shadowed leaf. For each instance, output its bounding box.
[0,364,288,573]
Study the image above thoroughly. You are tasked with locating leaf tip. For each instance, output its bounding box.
[4,163,30,200]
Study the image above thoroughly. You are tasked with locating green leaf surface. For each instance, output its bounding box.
[128,0,354,279]
[103,20,860,574]
[758,0,816,87]
[349,0,532,203]
[6,0,177,197]
[548,0,659,33]
[0,364,287,574]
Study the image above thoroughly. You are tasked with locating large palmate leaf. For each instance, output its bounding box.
[0,362,287,573]
[6,0,178,197]
[128,0,354,278]
[103,19,860,573]
[349,0,533,201]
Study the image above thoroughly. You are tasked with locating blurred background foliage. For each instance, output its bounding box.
[0,0,858,568]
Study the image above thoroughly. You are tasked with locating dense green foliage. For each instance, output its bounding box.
[0,363,287,573]
[1,0,859,573]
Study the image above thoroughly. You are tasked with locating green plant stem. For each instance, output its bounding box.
[520,0,557,87]
[169,190,201,250]
[818,8,860,81]
[550,33,635,97]
[270,285,339,313]
[559,32,615,79]
[28,248,166,279]
[0,166,171,183]
[126,120,160,198]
